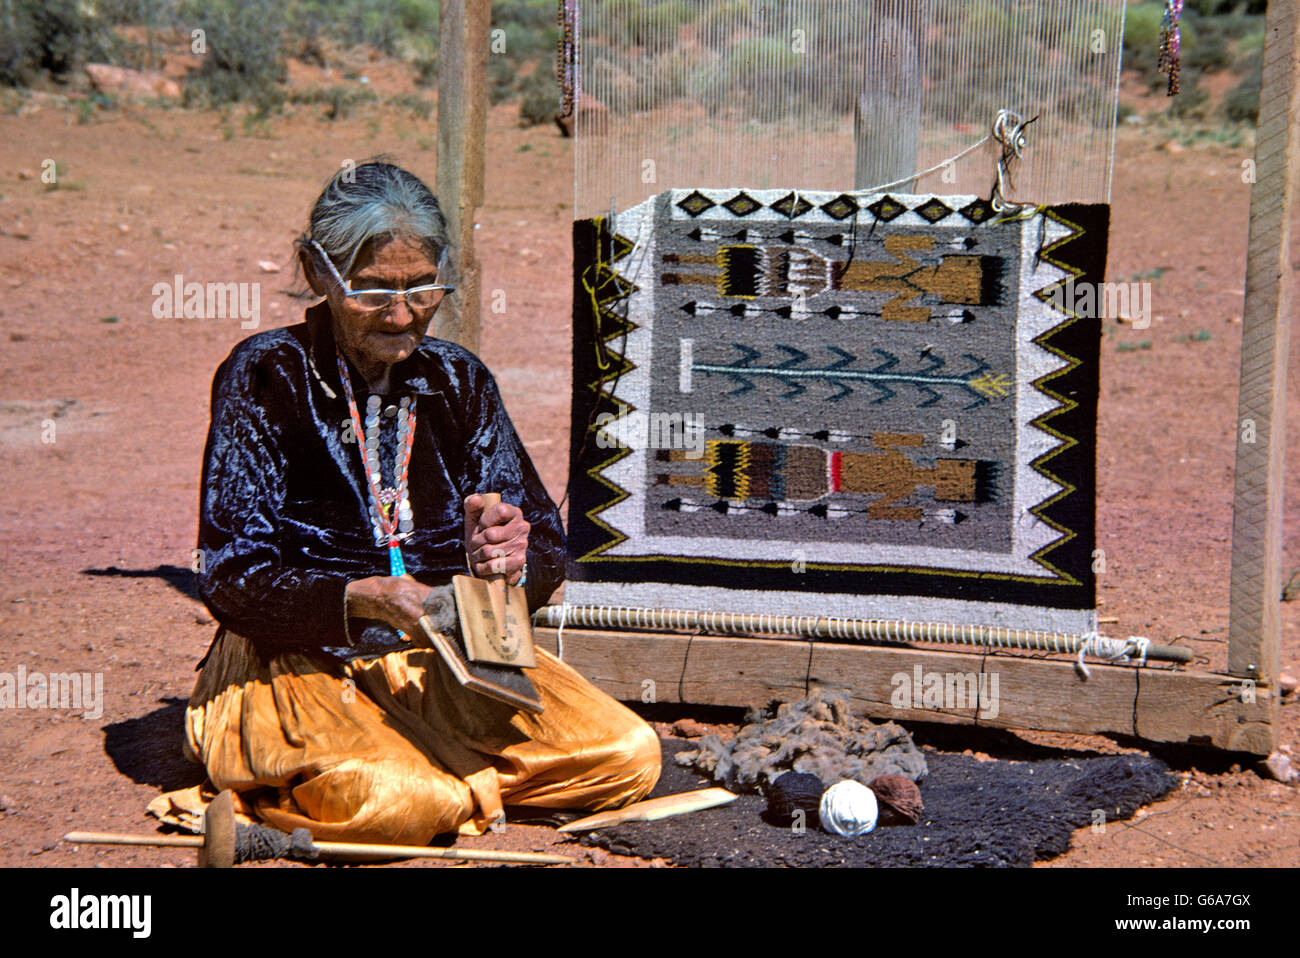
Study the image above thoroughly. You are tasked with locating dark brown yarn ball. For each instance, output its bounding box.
[766,771,825,825]
[868,773,923,826]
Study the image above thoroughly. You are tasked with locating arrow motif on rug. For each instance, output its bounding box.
[693,345,1009,408]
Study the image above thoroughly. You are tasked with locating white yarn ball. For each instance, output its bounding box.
[819,780,879,837]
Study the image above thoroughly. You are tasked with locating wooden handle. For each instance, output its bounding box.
[478,491,504,580]
[310,841,571,865]
[63,830,572,865]
[475,492,510,632]
[65,832,202,848]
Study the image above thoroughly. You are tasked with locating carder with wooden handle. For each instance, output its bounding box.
[456,491,536,668]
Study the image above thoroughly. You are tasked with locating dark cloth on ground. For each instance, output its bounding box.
[576,739,1177,867]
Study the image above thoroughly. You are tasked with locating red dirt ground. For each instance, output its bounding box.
[0,78,1297,868]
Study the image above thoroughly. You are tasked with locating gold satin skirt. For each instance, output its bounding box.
[184,629,662,844]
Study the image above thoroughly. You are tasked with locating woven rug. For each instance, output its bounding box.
[575,739,1175,868]
[567,189,1106,633]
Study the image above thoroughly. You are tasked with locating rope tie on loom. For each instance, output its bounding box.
[1074,634,1152,679]
[989,109,1034,213]
[849,108,1034,214]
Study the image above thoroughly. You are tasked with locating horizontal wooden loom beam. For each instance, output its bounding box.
[534,605,1193,664]
[531,626,1276,755]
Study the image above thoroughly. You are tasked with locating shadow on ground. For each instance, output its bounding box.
[103,696,206,792]
[82,564,198,599]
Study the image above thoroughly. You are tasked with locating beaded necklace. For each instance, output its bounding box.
[336,350,416,576]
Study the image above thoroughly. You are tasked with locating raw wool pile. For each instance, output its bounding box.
[674,690,927,794]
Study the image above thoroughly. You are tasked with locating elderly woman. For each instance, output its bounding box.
[186,160,661,844]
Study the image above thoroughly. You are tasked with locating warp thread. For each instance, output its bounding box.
[764,771,824,826]
[233,823,320,864]
[675,689,927,794]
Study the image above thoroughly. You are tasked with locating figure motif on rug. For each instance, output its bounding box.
[662,233,1004,323]
[655,432,993,521]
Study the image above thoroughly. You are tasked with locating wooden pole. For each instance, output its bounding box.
[63,832,574,866]
[854,0,926,191]
[435,0,490,353]
[1227,0,1299,692]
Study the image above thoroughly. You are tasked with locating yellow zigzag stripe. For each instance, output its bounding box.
[1024,206,1091,585]
[581,217,640,560]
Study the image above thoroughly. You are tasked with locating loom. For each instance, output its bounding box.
[559,1,1121,653]
[431,0,1297,754]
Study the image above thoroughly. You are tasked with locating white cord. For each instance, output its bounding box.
[554,601,570,662]
[534,606,1164,671]
[1075,632,1101,679]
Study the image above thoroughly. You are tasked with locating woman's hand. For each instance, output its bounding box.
[344,576,456,646]
[463,494,529,585]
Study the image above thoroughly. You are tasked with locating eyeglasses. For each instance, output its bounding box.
[309,239,456,313]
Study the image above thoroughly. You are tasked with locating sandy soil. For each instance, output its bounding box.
[0,76,1297,868]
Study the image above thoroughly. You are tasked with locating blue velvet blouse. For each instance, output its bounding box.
[195,301,565,660]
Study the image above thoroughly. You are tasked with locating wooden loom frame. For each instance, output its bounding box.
[437,0,1297,754]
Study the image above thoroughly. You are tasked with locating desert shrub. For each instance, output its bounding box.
[413,52,437,87]
[493,0,555,33]
[960,0,1015,48]
[182,0,287,106]
[1168,81,1208,118]
[289,84,377,119]
[1234,29,1264,67]
[500,21,554,59]
[1185,0,1266,14]
[697,0,749,46]
[1224,42,1262,124]
[0,0,120,86]
[626,49,694,111]
[1123,2,1169,61]
[488,54,519,105]
[640,2,691,51]
[725,36,800,79]
[518,65,558,127]
[1223,74,1259,123]
[1182,21,1231,72]
[600,0,688,50]
[689,61,729,111]
[395,0,437,36]
[388,92,432,119]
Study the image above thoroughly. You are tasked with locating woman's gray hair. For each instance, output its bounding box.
[298,158,449,280]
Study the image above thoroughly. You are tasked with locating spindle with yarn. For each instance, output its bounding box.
[819,780,879,837]
[764,771,824,826]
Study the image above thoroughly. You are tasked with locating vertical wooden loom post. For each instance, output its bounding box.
[1228,0,1299,695]
[436,0,490,353]
[854,0,925,191]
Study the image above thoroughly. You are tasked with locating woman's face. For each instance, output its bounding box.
[316,235,444,372]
